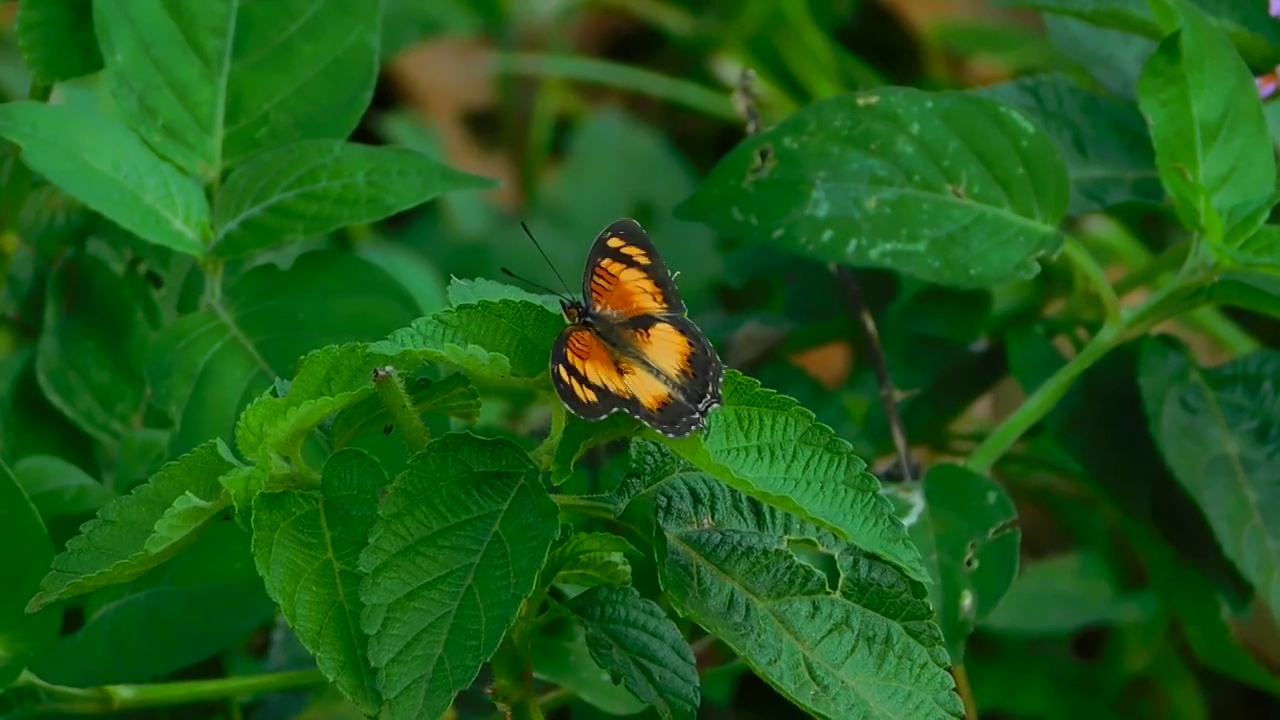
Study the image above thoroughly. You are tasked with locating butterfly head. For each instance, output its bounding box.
[561,299,585,325]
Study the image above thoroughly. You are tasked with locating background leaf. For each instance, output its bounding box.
[15,0,103,84]
[148,249,421,455]
[94,0,381,178]
[531,614,648,716]
[676,86,1070,288]
[648,453,963,720]
[906,464,1020,662]
[252,448,387,715]
[12,455,115,525]
[211,140,496,258]
[565,584,699,720]
[27,439,235,612]
[359,433,559,720]
[1136,0,1275,245]
[0,101,209,256]
[0,460,58,688]
[1139,337,1280,630]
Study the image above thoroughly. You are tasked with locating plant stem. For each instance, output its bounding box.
[966,321,1120,475]
[17,669,326,714]
[552,493,619,519]
[952,663,979,720]
[1062,238,1121,324]
[372,366,431,454]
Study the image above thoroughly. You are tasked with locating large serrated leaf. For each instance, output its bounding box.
[1137,0,1275,246]
[650,455,963,720]
[26,439,236,613]
[148,250,421,456]
[252,448,387,715]
[0,102,209,256]
[211,140,495,258]
[666,371,929,584]
[0,460,58,687]
[1139,337,1280,628]
[676,86,1069,289]
[375,298,564,383]
[565,584,700,720]
[359,433,559,720]
[93,0,381,179]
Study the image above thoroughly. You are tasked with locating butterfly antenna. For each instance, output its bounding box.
[500,266,571,302]
[520,221,576,298]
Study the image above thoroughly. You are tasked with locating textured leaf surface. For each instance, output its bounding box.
[543,531,635,590]
[551,413,639,486]
[148,250,420,455]
[329,373,480,449]
[531,615,647,716]
[94,0,380,178]
[15,0,103,83]
[36,251,160,442]
[666,372,928,583]
[1137,0,1275,245]
[1139,337,1280,627]
[566,584,700,720]
[446,277,563,314]
[212,140,495,257]
[676,87,1069,288]
[31,520,275,686]
[27,439,236,612]
[906,464,1019,662]
[976,73,1161,215]
[650,453,963,719]
[253,449,387,714]
[376,298,564,383]
[0,461,58,687]
[359,434,559,720]
[0,102,209,256]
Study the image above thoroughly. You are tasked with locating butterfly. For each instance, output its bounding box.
[505,218,724,437]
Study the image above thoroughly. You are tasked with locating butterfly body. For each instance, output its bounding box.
[549,218,723,437]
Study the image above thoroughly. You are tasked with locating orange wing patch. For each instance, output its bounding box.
[590,256,668,318]
[562,327,629,399]
[626,321,694,380]
[618,360,673,411]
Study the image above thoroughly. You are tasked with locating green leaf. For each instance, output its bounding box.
[148,250,421,455]
[1234,224,1280,268]
[0,101,209,256]
[329,373,480,449]
[1042,14,1154,99]
[376,297,564,383]
[253,448,387,715]
[666,371,929,584]
[975,73,1162,215]
[26,439,236,613]
[15,0,103,84]
[234,342,424,463]
[0,461,58,688]
[359,433,559,720]
[543,531,635,590]
[31,519,275,686]
[980,552,1156,634]
[565,584,700,720]
[531,614,647,716]
[905,464,1020,662]
[651,458,963,719]
[94,0,381,178]
[676,87,1069,289]
[1005,0,1280,67]
[446,277,562,315]
[1137,0,1275,245]
[12,455,115,522]
[1139,337,1280,629]
[211,140,496,258]
[355,236,450,315]
[36,250,161,442]
[551,413,639,486]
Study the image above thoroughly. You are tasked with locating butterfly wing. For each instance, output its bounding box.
[581,218,686,320]
[550,318,722,437]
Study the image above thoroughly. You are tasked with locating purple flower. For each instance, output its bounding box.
[1272,0,1280,17]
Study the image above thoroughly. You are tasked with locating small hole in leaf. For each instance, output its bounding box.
[786,537,839,592]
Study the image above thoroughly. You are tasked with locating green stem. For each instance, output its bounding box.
[372,366,430,454]
[17,669,326,714]
[1062,238,1121,324]
[530,400,567,472]
[490,52,737,120]
[1113,240,1190,296]
[552,493,619,519]
[966,321,1121,475]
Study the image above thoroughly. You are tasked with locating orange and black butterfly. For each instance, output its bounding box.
[505,218,723,437]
